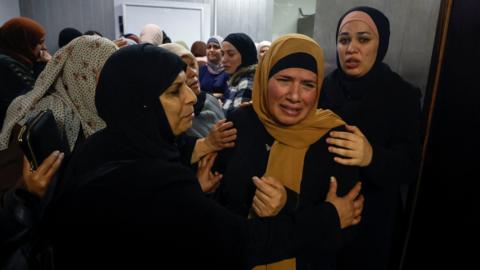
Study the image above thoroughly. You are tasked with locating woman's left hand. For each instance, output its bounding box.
[196,152,222,193]
[326,125,373,167]
[251,176,287,217]
[38,49,52,62]
[22,151,64,198]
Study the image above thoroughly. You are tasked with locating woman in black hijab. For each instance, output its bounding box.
[221,32,258,115]
[46,44,359,270]
[319,6,422,270]
[57,27,82,48]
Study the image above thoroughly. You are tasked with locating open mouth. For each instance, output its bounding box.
[280,104,302,116]
[345,58,360,69]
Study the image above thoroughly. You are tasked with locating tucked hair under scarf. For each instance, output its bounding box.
[253,33,345,193]
[0,35,117,151]
[0,17,45,67]
[95,44,186,159]
[223,33,257,71]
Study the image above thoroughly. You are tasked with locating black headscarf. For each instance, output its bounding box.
[58,27,82,48]
[95,44,186,159]
[335,6,390,82]
[224,33,257,71]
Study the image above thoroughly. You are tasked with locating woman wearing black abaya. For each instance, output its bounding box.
[46,44,362,270]
[318,7,422,270]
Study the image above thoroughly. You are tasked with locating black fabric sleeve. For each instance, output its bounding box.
[176,133,198,167]
[363,86,422,187]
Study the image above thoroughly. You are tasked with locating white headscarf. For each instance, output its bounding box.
[139,24,163,46]
[0,35,117,151]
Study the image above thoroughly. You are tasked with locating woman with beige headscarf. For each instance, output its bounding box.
[0,35,117,198]
[214,33,364,269]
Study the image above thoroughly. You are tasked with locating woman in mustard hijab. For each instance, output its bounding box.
[214,33,364,269]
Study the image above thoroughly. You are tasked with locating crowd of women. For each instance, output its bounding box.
[0,6,421,270]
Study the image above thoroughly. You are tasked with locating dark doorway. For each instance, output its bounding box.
[401,0,480,268]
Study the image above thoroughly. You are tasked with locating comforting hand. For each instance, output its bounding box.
[205,119,237,151]
[251,176,287,217]
[22,151,64,198]
[196,152,222,193]
[325,176,364,229]
[326,124,373,167]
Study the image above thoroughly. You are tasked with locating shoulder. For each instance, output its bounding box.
[227,106,257,130]
[383,66,421,100]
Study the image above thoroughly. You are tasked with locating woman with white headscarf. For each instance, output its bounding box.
[0,35,117,198]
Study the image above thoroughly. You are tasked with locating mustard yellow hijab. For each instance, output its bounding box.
[251,32,345,270]
[253,33,345,194]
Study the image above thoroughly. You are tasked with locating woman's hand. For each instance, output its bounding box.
[196,152,222,193]
[326,125,373,167]
[251,176,287,217]
[22,151,64,198]
[191,120,237,163]
[204,119,237,151]
[38,49,52,62]
[112,38,128,48]
[325,176,364,229]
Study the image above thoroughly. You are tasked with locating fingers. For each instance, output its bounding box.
[346,181,362,200]
[252,177,275,197]
[345,125,364,137]
[333,156,358,166]
[328,130,357,141]
[328,146,356,158]
[217,120,234,131]
[327,176,338,198]
[44,152,64,179]
[36,151,62,175]
[252,197,265,217]
[22,155,32,176]
[353,194,364,217]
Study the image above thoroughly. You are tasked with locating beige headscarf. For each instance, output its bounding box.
[159,42,197,70]
[139,24,163,46]
[0,35,117,151]
[252,33,345,270]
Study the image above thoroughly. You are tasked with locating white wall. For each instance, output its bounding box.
[0,0,20,25]
[272,0,316,40]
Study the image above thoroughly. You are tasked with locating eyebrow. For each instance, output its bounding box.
[277,75,316,83]
[339,31,372,36]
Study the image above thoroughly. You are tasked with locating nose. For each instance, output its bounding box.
[184,84,197,105]
[286,82,301,103]
[187,66,197,79]
[346,40,358,53]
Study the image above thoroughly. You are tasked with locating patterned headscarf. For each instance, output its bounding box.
[0,35,117,151]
